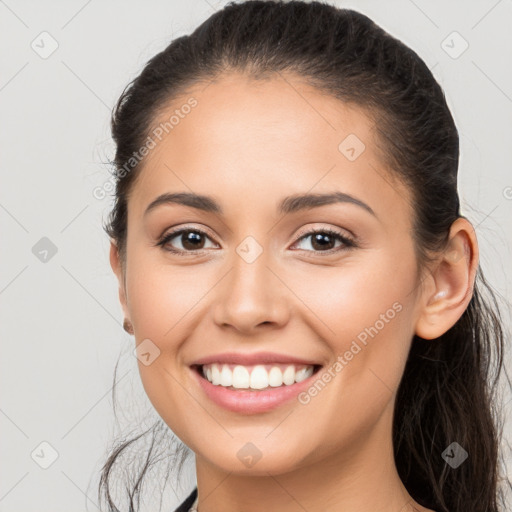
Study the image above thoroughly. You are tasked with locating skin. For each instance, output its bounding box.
[110,72,478,512]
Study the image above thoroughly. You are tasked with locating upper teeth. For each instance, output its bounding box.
[202,363,315,390]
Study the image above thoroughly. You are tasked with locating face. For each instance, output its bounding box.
[111,72,425,476]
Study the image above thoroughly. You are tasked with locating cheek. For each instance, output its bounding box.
[290,251,417,397]
[125,255,208,347]
[123,255,206,429]
[291,250,415,338]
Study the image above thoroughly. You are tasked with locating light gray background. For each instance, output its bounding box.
[1,0,511,511]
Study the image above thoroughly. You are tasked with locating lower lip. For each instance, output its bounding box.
[190,365,321,414]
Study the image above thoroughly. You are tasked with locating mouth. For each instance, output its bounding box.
[191,362,323,391]
[189,362,323,414]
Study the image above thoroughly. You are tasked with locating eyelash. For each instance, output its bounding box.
[155,226,357,257]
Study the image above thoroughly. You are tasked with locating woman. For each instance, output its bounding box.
[99,1,509,511]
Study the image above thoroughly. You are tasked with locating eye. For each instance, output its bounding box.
[156,227,219,255]
[155,225,357,256]
[291,228,357,254]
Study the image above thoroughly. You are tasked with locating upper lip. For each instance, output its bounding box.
[191,351,322,367]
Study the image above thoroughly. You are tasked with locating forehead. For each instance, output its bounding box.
[128,72,411,226]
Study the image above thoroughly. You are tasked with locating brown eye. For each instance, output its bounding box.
[157,228,218,254]
[178,230,206,250]
[292,228,356,253]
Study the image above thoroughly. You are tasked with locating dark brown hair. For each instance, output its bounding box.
[99,1,510,510]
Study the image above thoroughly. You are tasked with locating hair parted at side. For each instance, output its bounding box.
[99,1,510,511]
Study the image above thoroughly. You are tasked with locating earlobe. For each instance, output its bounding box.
[415,218,478,340]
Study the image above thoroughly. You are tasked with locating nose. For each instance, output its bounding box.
[212,248,291,334]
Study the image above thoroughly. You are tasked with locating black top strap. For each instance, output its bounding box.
[173,487,198,512]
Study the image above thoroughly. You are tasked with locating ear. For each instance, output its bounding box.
[109,240,130,320]
[415,217,479,340]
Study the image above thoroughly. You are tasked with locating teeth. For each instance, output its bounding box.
[232,365,250,388]
[250,365,268,389]
[220,365,232,386]
[201,363,315,390]
[268,366,283,387]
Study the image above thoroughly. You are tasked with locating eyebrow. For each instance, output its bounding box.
[143,191,376,218]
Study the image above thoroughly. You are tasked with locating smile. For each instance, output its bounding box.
[190,363,323,414]
[201,362,316,389]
